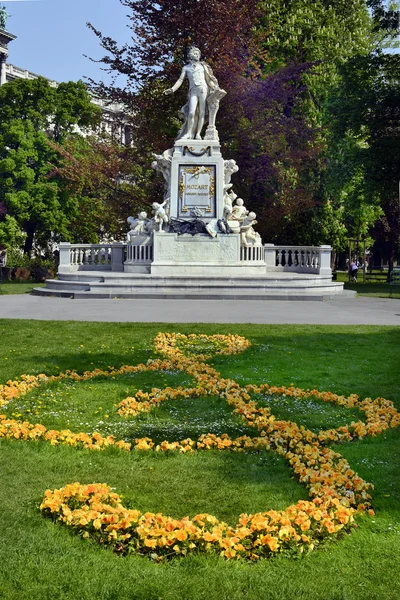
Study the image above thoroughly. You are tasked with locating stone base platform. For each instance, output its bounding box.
[33,271,355,301]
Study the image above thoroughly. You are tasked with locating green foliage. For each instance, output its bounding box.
[0,120,63,253]
[0,77,101,140]
[326,51,400,260]
[0,78,101,254]
[4,246,56,271]
[260,0,371,69]
[0,214,25,249]
[255,1,400,250]
[52,134,152,243]
[256,1,375,245]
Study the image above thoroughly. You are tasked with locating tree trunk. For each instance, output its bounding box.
[23,223,36,256]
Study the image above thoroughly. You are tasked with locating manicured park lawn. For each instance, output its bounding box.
[0,280,44,295]
[335,271,400,299]
[0,320,399,600]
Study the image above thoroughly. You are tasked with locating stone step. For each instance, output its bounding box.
[45,279,90,291]
[32,286,356,301]
[56,276,343,290]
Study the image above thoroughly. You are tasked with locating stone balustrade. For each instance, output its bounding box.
[264,244,332,276]
[240,245,265,262]
[58,241,332,277]
[58,243,125,273]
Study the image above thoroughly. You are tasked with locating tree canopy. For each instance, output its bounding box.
[0,77,101,254]
[88,0,394,249]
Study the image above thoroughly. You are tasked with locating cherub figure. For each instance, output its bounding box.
[240,212,262,246]
[223,159,239,188]
[231,198,249,222]
[127,212,152,240]
[151,149,173,198]
[152,201,169,232]
[223,190,237,221]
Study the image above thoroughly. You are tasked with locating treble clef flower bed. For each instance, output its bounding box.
[1,332,399,561]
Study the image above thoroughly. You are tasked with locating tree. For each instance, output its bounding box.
[50,135,151,242]
[328,50,400,274]
[253,1,376,246]
[88,0,263,153]
[87,0,399,249]
[0,77,101,254]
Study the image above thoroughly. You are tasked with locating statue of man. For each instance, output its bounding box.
[164,46,225,141]
[0,5,10,30]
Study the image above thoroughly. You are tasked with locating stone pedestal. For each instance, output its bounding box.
[151,231,266,276]
[0,29,16,86]
[318,245,333,277]
[124,235,153,273]
[152,136,267,276]
[169,139,225,221]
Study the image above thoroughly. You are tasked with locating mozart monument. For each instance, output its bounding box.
[127,46,266,277]
[40,45,343,299]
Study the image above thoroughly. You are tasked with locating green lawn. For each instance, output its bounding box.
[335,271,400,298]
[0,321,399,600]
[0,280,44,295]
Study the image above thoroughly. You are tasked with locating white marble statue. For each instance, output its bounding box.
[223,190,237,221]
[224,159,239,190]
[231,198,249,222]
[240,212,262,246]
[127,212,153,240]
[151,148,173,200]
[152,201,169,232]
[164,46,226,141]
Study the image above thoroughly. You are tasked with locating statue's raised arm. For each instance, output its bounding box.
[164,46,226,142]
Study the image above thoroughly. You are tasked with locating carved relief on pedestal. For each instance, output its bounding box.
[155,234,239,263]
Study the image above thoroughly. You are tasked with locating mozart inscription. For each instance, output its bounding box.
[178,164,216,218]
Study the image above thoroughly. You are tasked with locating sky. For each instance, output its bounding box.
[3,0,131,84]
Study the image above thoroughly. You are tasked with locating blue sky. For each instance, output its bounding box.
[3,0,130,83]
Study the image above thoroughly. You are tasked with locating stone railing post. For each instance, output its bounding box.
[111,243,125,272]
[264,244,276,271]
[318,245,332,277]
[58,242,71,273]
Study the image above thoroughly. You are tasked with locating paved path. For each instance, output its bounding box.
[0,294,399,325]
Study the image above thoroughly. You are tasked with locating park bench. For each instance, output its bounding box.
[365,272,388,281]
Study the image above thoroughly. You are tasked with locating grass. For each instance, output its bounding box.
[0,320,399,600]
[0,280,44,295]
[335,271,400,298]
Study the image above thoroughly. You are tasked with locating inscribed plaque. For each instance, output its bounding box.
[178,165,216,218]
